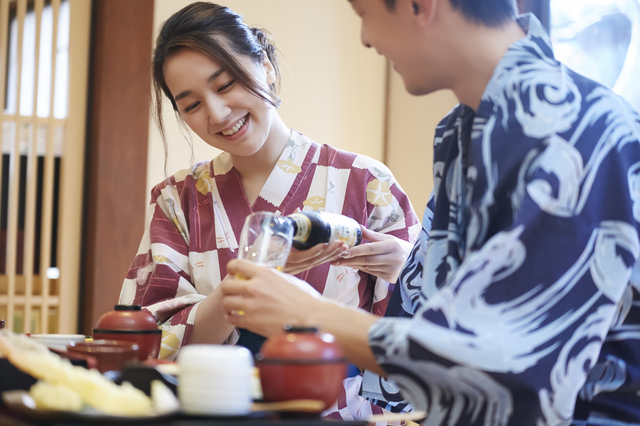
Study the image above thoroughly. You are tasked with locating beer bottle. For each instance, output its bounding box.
[286,211,362,250]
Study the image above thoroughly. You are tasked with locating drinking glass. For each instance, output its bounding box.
[237,212,293,271]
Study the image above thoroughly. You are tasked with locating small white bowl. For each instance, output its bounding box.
[29,334,86,351]
[178,388,252,400]
[178,379,250,393]
[181,398,251,416]
[178,345,253,370]
[177,345,254,416]
[179,374,253,387]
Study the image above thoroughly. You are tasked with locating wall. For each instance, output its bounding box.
[386,73,457,213]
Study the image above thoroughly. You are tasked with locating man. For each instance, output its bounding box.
[221,0,640,424]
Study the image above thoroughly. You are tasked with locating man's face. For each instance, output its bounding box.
[348,0,435,95]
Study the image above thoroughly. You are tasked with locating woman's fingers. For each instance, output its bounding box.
[286,243,329,265]
[360,226,395,242]
[284,241,347,274]
[329,234,413,283]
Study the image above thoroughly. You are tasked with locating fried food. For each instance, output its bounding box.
[0,330,152,416]
[30,381,84,412]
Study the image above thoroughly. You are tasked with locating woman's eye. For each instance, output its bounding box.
[184,102,200,113]
[217,80,235,93]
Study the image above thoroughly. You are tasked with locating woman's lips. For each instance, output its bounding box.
[218,114,250,140]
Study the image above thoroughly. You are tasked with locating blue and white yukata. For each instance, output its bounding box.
[366,13,640,426]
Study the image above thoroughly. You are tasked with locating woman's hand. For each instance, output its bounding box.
[330,227,413,283]
[221,259,322,337]
[283,241,348,275]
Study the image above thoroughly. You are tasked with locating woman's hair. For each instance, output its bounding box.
[383,0,518,26]
[152,2,281,171]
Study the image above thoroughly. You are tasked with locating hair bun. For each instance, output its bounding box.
[250,27,273,51]
[249,26,280,96]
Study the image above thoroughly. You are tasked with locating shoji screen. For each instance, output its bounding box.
[0,0,90,334]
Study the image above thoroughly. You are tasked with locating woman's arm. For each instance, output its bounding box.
[190,278,236,344]
[120,184,235,355]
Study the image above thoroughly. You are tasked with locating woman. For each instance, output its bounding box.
[118,1,420,420]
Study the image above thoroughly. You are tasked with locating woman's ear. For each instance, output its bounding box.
[261,52,276,86]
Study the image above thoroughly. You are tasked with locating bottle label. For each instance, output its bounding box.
[326,213,360,247]
[289,213,312,242]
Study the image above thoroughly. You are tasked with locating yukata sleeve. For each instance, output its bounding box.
[360,191,435,413]
[364,163,421,316]
[119,183,204,360]
[388,192,435,318]
[368,132,640,423]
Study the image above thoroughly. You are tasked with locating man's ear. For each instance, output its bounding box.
[410,0,437,23]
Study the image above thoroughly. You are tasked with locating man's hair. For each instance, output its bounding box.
[383,0,518,26]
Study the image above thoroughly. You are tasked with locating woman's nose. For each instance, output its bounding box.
[205,95,230,125]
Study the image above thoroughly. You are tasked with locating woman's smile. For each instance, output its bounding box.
[218,114,250,140]
[164,48,281,157]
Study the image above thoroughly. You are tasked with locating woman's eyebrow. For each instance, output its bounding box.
[174,68,225,102]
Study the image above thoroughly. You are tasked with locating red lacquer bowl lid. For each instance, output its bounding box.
[94,305,158,332]
[258,326,345,363]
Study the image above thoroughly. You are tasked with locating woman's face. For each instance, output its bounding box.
[163,47,277,157]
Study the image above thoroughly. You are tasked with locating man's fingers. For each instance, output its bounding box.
[222,294,246,312]
[226,258,263,278]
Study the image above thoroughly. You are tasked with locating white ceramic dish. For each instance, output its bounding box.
[29,334,86,351]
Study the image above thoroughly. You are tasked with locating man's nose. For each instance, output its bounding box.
[361,28,371,48]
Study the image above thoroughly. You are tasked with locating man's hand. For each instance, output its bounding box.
[222,258,386,376]
[331,227,413,283]
[221,259,322,337]
[283,241,348,275]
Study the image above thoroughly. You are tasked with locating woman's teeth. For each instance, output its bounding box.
[221,116,247,136]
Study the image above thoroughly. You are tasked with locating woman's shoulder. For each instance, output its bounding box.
[149,160,214,197]
[314,141,393,176]
[290,131,397,181]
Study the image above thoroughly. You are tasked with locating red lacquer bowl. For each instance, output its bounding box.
[256,327,346,410]
[67,339,139,374]
[93,305,161,361]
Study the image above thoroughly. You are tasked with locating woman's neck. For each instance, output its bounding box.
[231,113,291,205]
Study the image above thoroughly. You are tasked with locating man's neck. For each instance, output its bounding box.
[449,18,526,110]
